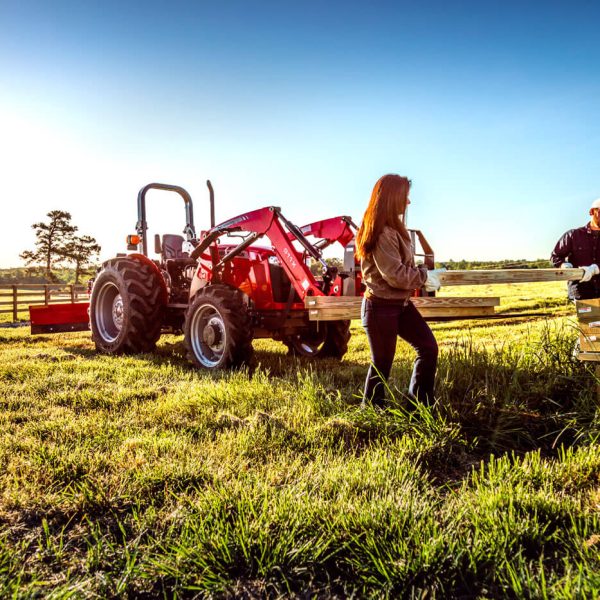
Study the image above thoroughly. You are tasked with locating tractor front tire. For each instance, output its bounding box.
[90,258,164,354]
[184,285,254,370]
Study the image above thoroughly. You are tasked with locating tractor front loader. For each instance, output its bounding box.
[185,199,354,366]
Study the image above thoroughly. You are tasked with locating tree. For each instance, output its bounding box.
[20,211,77,282]
[309,257,344,276]
[63,235,101,283]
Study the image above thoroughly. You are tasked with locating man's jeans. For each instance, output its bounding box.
[361,297,438,407]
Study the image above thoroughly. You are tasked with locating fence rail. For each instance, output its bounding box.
[0,284,89,322]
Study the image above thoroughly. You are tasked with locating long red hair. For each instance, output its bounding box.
[355,174,411,260]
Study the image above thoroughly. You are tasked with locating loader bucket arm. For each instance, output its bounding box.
[295,216,357,250]
[295,216,361,296]
[192,206,327,300]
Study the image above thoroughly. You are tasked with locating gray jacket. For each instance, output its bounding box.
[361,226,427,301]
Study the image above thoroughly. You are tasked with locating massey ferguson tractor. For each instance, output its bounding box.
[30,180,435,370]
[36,182,359,369]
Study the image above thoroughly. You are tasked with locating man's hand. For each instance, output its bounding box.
[560,262,573,269]
[424,268,447,292]
[580,264,600,282]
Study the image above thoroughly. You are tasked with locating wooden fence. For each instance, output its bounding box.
[0,284,89,322]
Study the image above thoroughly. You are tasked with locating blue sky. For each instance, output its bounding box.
[1,0,599,266]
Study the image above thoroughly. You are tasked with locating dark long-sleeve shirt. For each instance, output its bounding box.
[551,223,600,299]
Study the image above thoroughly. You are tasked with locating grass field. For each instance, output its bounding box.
[1,281,599,597]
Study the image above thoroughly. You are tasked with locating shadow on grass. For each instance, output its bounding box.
[0,334,57,346]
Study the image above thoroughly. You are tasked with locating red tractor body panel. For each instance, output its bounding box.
[194,242,343,312]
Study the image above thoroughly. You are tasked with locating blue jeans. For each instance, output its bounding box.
[361,297,438,406]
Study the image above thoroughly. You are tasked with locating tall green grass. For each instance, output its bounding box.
[1,295,599,596]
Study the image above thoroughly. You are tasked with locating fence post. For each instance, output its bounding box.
[12,285,17,322]
[44,285,49,305]
[70,284,75,303]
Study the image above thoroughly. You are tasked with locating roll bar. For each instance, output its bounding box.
[135,183,196,256]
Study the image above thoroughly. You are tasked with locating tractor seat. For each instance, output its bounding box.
[162,234,187,259]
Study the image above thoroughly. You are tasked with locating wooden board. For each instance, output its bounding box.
[577,323,600,335]
[411,296,499,308]
[439,267,583,286]
[307,306,495,321]
[575,299,600,324]
[574,301,600,371]
[305,296,498,321]
[306,296,499,307]
[577,352,600,363]
[579,336,600,353]
[417,306,495,318]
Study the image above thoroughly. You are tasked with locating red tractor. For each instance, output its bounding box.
[82,181,363,369]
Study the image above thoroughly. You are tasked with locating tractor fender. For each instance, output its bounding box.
[102,253,169,305]
[189,274,209,300]
[189,255,213,300]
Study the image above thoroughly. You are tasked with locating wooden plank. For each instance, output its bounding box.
[576,298,600,307]
[0,284,87,290]
[577,352,600,362]
[12,285,17,322]
[306,296,498,321]
[416,296,498,307]
[439,267,583,286]
[420,306,495,318]
[23,298,89,306]
[305,296,499,308]
[577,323,600,335]
[308,305,495,321]
[580,336,600,352]
[307,306,360,320]
[579,313,600,353]
[306,296,362,306]
[575,300,600,323]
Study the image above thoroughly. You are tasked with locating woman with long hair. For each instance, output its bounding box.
[355,174,443,409]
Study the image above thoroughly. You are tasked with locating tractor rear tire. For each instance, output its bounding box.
[90,258,164,354]
[184,285,254,369]
[286,319,351,359]
[320,319,351,358]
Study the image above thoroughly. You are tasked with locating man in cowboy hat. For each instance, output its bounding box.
[551,198,600,299]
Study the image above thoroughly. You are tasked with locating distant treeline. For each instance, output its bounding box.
[0,267,96,285]
[435,258,552,270]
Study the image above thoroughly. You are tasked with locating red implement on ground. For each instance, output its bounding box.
[30,302,89,335]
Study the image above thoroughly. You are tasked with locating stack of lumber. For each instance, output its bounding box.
[575,299,600,362]
[306,268,584,322]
